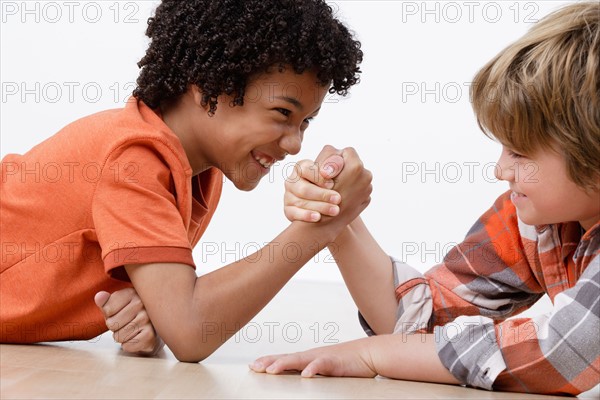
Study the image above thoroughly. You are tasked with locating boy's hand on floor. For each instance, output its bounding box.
[94,288,164,356]
[249,339,377,378]
[284,145,345,222]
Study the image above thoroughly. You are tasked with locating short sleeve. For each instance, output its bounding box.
[92,140,195,281]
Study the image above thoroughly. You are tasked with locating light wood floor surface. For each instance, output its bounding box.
[2,281,598,399]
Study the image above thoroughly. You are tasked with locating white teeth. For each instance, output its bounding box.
[254,155,272,169]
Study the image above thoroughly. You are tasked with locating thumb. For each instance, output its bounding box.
[321,154,344,179]
[94,291,110,309]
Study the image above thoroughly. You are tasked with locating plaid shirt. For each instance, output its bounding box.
[374,191,599,395]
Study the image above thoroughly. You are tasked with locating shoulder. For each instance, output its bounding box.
[79,99,192,176]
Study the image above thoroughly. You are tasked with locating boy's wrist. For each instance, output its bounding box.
[289,218,345,246]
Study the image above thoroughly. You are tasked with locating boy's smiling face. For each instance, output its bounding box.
[495,146,600,231]
[168,67,329,191]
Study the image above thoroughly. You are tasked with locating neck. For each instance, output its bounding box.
[160,95,210,176]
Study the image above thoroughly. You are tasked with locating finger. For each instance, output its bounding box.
[292,160,336,189]
[111,309,149,343]
[337,148,368,182]
[94,291,110,309]
[113,322,141,344]
[285,175,341,204]
[314,145,342,165]
[121,326,157,354]
[249,354,289,373]
[284,201,339,219]
[264,354,313,375]
[340,147,363,170]
[105,299,147,333]
[97,287,137,318]
[284,206,321,223]
[320,155,344,179]
[126,333,165,356]
[291,160,324,186]
[301,357,340,378]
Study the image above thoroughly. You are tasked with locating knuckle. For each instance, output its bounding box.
[138,310,150,324]
[102,305,114,317]
[297,159,312,169]
[121,342,137,353]
[130,296,142,309]
[296,183,311,198]
[291,196,305,208]
[105,317,118,330]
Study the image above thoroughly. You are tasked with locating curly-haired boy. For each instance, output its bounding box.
[0,0,368,361]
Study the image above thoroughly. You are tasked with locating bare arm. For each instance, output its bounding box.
[284,150,397,334]
[125,221,341,362]
[330,218,397,335]
[251,333,460,385]
[124,148,372,362]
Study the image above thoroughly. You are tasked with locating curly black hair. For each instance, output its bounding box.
[133,0,363,113]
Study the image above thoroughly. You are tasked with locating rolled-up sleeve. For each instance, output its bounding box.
[377,191,600,395]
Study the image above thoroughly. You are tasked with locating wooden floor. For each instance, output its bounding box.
[2,281,598,399]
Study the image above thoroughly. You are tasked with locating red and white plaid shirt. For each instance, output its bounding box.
[370,191,599,395]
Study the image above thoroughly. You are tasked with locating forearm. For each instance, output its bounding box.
[190,221,340,355]
[329,217,397,334]
[127,220,341,362]
[367,333,460,385]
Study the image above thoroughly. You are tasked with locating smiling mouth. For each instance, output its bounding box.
[510,190,528,203]
[511,189,527,197]
[251,151,275,169]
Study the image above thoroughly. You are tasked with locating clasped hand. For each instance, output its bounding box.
[284,144,372,227]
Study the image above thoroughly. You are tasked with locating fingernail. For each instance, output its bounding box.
[250,361,262,370]
[310,212,320,222]
[265,366,275,374]
[323,165,334,177]
[329,206,339,216]
[330,194,340,204]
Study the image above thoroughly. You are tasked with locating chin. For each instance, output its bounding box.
[232,178,261,192]
[516,212,548,227]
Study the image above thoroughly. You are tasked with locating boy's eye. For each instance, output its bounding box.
[276,108,291,117]
[303,116,314,125]
[507,149,525,159]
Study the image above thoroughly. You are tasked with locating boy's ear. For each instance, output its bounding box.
[189,84,208,110]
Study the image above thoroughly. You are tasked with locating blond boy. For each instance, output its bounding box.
[252,2,600,395]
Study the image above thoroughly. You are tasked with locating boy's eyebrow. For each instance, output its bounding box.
[274,96,303,111]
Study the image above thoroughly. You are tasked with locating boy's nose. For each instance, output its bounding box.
[279,128,302,156]
[494,149,516,182]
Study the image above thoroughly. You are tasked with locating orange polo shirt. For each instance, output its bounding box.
[0,98,222,342]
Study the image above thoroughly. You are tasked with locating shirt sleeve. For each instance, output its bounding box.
[92,140,196,280]
[435,257,599,395]
[385,192,599,394]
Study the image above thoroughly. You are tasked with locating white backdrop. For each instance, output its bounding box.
[1,0,575,282]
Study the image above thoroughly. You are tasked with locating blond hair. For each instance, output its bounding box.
[471,1,599,190]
